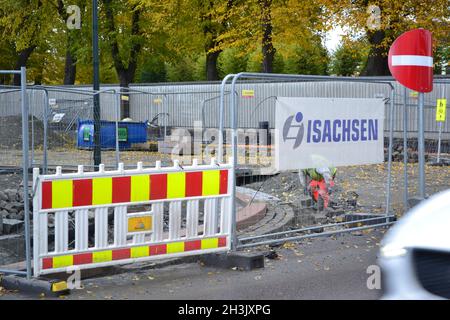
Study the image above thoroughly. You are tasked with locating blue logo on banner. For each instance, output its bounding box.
[282,112,304,149]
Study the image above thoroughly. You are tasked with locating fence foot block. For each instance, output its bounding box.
[408,196,428,209]
[0,274,70,297]
[200,252,264,271]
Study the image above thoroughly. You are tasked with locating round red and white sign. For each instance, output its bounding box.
[388,29,433,93]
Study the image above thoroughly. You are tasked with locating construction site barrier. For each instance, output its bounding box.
[32,158,233,276]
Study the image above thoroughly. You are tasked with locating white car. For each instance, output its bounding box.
[379,189,450,300]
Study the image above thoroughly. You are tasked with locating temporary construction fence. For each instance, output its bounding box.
[218,73,401,250]
[398,79,450,212]
[1,72,449,279]
[32,158,233,276]
[0,68,32,279]
[1,80,449,173]
[0,85,120,173]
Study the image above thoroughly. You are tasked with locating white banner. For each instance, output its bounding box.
[275,97,385,170]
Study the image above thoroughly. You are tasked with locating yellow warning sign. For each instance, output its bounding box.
[153,98,163,104]
[436,99,447,122]
[410,91,419,99]
[242,89,255,98]
[128,216,152,233]
[121,95,129,101]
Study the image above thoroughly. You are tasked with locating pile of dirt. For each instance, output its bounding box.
[0,115,74,150]
[242,171,359,214]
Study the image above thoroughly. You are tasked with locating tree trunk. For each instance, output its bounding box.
[361,30,390,76]
[206,50,221,81]
[104,0,142,119]
[260,0,275,73]
[0,75,9,85]
[119,76,133,119]
[58,1,80,85]
[64,49,77,85]
[34,63,43,85]
[202,0,234,81]
[13,46,36,85]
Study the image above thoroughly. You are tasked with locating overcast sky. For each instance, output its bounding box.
[325,27,344,53]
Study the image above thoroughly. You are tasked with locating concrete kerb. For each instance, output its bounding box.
[0,273,69,297]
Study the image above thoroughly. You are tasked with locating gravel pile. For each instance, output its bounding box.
[0,115,74,150]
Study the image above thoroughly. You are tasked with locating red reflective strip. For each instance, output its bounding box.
[73,253,93,265]
[185,172,202,197]
[218,237,227,247]
[112,176,131,203]
[184,240,202,251]
[42,181,52,209]
[42,257,53,269]
[150,174,167,200]
[219,170,228,194]
[112,248,131,261]
[73,179,92,207]
[149,244,167,255]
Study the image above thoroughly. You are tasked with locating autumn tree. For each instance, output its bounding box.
[0,33,15,84]
[0,0,55,85]
[102,0,148,118]
[318,0,450,76]
[329,39,369,76]
[52,0,88,85]
[193,0,235,80]
[215,0,328,74]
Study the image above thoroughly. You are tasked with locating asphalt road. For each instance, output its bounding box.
[1,229,385,300]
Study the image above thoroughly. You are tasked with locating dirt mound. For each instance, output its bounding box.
[0,115,74,150]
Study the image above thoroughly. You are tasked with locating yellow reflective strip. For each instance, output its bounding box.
[201,238,219,250]
[52,281,68,292]
[52,180,73,209]
[202,170,220,196]
[92,177,112,205]
[92,250,113,263]
[131,246,149,258]
[167,242,184,254]
[53,255,73,268]
[167,172,186,199]
[128,216,152,233]
[131,175,150,202]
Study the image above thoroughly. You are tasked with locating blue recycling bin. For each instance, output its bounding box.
[77,120,148,150]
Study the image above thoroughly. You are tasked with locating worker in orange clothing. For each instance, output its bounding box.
[298,167,337,210]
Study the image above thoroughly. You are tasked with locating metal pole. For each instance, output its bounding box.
[238,222,394,249]
[437,83,445,163]
[30,91,34,168]
[0,269,27,276]
[239,215,396,242]
[385,88,395,215]
[92,0,101,169]
[218,74,236,163]
[115,91,120,166]
[437,122,442,163]
[230,75,239,251]
[163,97,168,140]
[20,67,32,279]
[418,92,426,198]
[43,89,49,174]
[403,87,408,210]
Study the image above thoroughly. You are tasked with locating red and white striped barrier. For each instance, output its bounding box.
[32,158,233,276]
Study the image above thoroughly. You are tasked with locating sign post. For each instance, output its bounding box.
[388,28,433,200]
[436,98,447,163]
